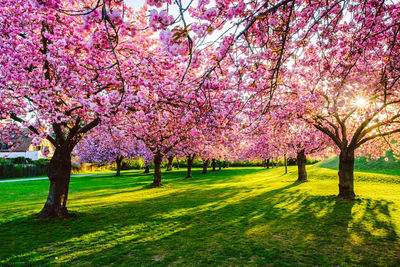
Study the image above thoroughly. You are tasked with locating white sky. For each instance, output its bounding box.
[126,0,147,10]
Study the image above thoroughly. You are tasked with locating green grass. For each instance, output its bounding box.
[318,151,400,176]
[0,168,119,181]
[1,166,400,266]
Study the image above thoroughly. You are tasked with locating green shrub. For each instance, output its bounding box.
[121,157,145,170]
[12,157,33,164]
[36,158,50,166]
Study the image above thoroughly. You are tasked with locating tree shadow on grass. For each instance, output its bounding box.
[1,176,399,266]
[160,167,271,185]
[0,181,297,265]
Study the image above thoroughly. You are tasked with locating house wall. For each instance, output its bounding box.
[28,139,55,153]
[0,151,41,161]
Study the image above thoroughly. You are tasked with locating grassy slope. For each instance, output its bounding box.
[1,166,400,266]
[318,151,400,175]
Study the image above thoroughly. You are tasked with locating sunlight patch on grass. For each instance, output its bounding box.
[1,166,400,265]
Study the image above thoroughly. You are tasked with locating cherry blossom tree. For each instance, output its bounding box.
[0,1,147,217]
[293,1,400,198]
[75,123,148,177]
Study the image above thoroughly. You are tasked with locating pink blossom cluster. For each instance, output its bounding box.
[159,29,189,56]
[149,9,174,30]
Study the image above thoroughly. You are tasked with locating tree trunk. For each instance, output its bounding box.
[144,164,150,174]
[218,160,222,170]
[37,147,71,218]
[176,159,180,169]
[166,156,174,171]
[186,154,194,178]
[223,161,226,168]
[115,156,123,177]
[211,158,216,171]
[284,155,288,174]
[201,158,209,174]
[152,152,163,187]
[338,148,355,199]
[296,150,307,182]
[266,159,270,169]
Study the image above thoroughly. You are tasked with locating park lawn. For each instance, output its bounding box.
[0,166,400,266]
[318,153,400,176]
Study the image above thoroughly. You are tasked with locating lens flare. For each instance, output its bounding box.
[355,97,367,108]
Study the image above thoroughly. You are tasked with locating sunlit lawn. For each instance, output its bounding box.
[1,166,400,266]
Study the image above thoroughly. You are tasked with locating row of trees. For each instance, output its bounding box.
[0,0,399,218]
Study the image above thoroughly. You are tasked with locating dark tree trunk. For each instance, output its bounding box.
[284,155,288,174]
[218,160,222,170]
[338,148,355,199]
[37,147,71,218]
[144,164,150,174]
[222,161,226,168]
[166,156,174,171]
[266,159,270,169]
[152,152,163,187]
[115,156,123,177]
[186,154,194,178]
[211,158,216,171]
[201,158,209,174]
[296,150,307,182]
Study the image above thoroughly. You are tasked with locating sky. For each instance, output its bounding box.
[126,0,189,18]
[125,0,147,11]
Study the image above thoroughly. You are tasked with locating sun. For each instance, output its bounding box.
[355,97,368,108]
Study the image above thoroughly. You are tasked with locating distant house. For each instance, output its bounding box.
[0,132,55,161]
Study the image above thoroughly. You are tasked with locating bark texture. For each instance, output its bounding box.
[211,158,216,171]
[152,152,163,187]
[296,150,307,182]
[266,159,270,169]
[144,164,150,174]
[166,156,174,171]
[37,147,71,218]
[338,149,355,199]
[201,158,209,174]
[284,155,288,174]
[186,154,195,178]
[115,156,123,177]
